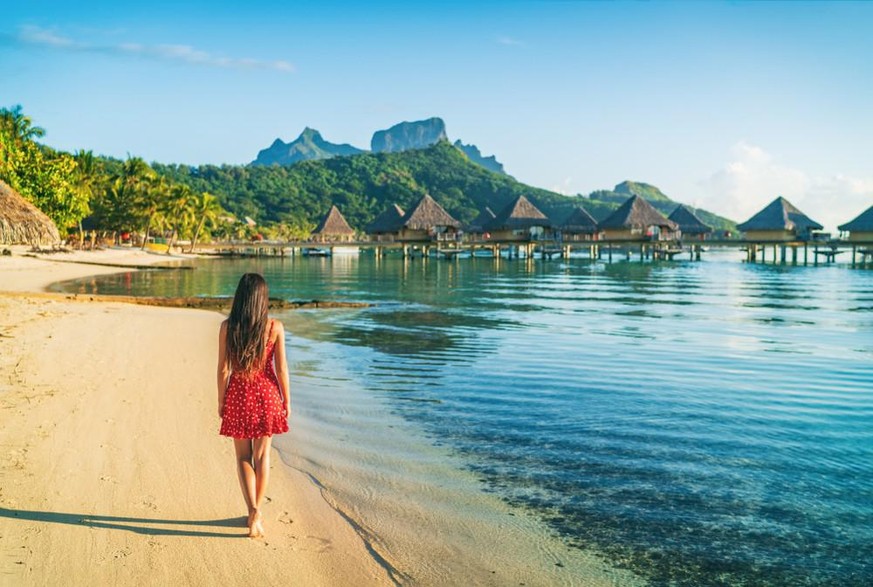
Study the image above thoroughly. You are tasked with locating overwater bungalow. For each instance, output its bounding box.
[366,204,405,242]
[737,197,822,242]
[838,205,873,242]
[669,204,712,240]
[484,195,552,241]
[599,195,678,241]
[0,179,60,246]
[559,206,599,242]
[394,194,461,242]
[467,206,496,238]
[310,205,356,243]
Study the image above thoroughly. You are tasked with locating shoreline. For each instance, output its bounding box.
[0,248,394,586]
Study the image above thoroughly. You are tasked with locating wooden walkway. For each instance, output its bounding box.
[194,239,873,266]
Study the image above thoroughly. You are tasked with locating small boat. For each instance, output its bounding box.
[302,247,331,257]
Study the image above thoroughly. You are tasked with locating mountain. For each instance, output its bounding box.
[251,127,364,166]
[453,140,506,175]
[155,142,736,234]
[588,181,733,232]
[371,117,448,153]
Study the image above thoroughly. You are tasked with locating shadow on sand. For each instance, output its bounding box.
[0,507,246,538]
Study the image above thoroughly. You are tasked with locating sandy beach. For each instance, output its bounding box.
[0,248,392,586]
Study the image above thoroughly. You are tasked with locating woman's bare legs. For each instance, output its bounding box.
[232,438,259,536]
[251,436,273,536]
[233,436,273,537]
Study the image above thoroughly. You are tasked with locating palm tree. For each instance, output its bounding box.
[162,184,195,254]
[188,191,223,253]
[0,105,46,144]
[72,150,100,248]
[138,176,169,250]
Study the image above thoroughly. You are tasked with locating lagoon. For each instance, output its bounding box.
[55,251,873,585]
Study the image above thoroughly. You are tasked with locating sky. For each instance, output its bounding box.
[2,0,872,232]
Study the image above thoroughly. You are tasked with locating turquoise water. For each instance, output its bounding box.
[55,251,873,585]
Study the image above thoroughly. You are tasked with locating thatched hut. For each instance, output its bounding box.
[0,180,60,246]
[838,205,873,243]
[467,207,496,237]
[394,194,461,242]
[366,204,405,242]
[669,204,712,240]
[737,197,822,242]
[559,206,599,242]
[484,195,551,241]
[599,195,677,241]
[310,205,356,243]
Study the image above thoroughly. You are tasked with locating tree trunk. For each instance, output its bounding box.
[189,217,206,254]
[166,228,177,255]
[141,215,153,251]
[78,221,84,250]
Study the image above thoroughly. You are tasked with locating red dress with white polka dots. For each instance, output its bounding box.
[220,321,289,439]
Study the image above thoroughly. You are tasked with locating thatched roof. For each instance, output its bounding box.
[561,206,598,233]
[599,195,677,231]
[485,195,550,231]
[312,205,355,236]
[0,180,60,245]
[838,205,873,232]
[668,204,712,235]
[468,207,496,232]
[399,194,460,230]
[366,204,405,234]
[736,197,822,232]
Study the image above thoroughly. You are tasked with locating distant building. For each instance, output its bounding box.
[737,197,822,242]
[559,206,599,242]
[668,204,712,240]
[838,205,873,243]
[484,195,551,241]
[394,194,461,242]
[366,204,405,242]
[599,195,677,241]
[310,205,356,243]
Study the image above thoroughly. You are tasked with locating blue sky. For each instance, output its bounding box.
[2,0,872,231]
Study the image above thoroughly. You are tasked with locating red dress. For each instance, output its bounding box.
[220,321,289,439]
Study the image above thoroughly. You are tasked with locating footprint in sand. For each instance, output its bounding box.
[278,511,293,525]
[99,475,118,484]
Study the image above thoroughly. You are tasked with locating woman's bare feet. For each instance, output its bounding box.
[247,509,263,538]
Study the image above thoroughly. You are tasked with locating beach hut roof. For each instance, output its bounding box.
[486,195,551,230]
[736,197,822,232]
[599,195,677,231]
[0,180,60,245]
[838,204,873,232]
[468,207,496,232]
[399,194,461,230]
[366,204,405,234]
[561,206,598,233]
[312,205,355,236]
[668,204,712,235]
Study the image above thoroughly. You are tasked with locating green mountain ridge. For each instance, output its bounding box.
[156,141,735,234]
[252,127,365,166]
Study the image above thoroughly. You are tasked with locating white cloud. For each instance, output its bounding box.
[496,36,524,47]
[16,25,295,74]
[696,142,873,233]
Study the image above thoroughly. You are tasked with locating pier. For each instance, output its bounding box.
[192,237,873,266]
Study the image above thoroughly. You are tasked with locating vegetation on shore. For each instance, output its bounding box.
[1,105,736,243]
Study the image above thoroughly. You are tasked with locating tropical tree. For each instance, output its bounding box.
[72,150,102,247]
[188,191,224,252]
[162,184,196,254]
[138,176,169,250]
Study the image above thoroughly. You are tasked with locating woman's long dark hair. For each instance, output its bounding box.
[227,273,270,373]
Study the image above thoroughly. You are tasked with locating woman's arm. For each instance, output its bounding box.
[273,320,291,417]
[217,320,231,418]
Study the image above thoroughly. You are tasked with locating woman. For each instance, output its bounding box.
[218,273,290,538]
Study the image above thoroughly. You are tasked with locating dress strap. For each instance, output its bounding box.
[267,318,274,341]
